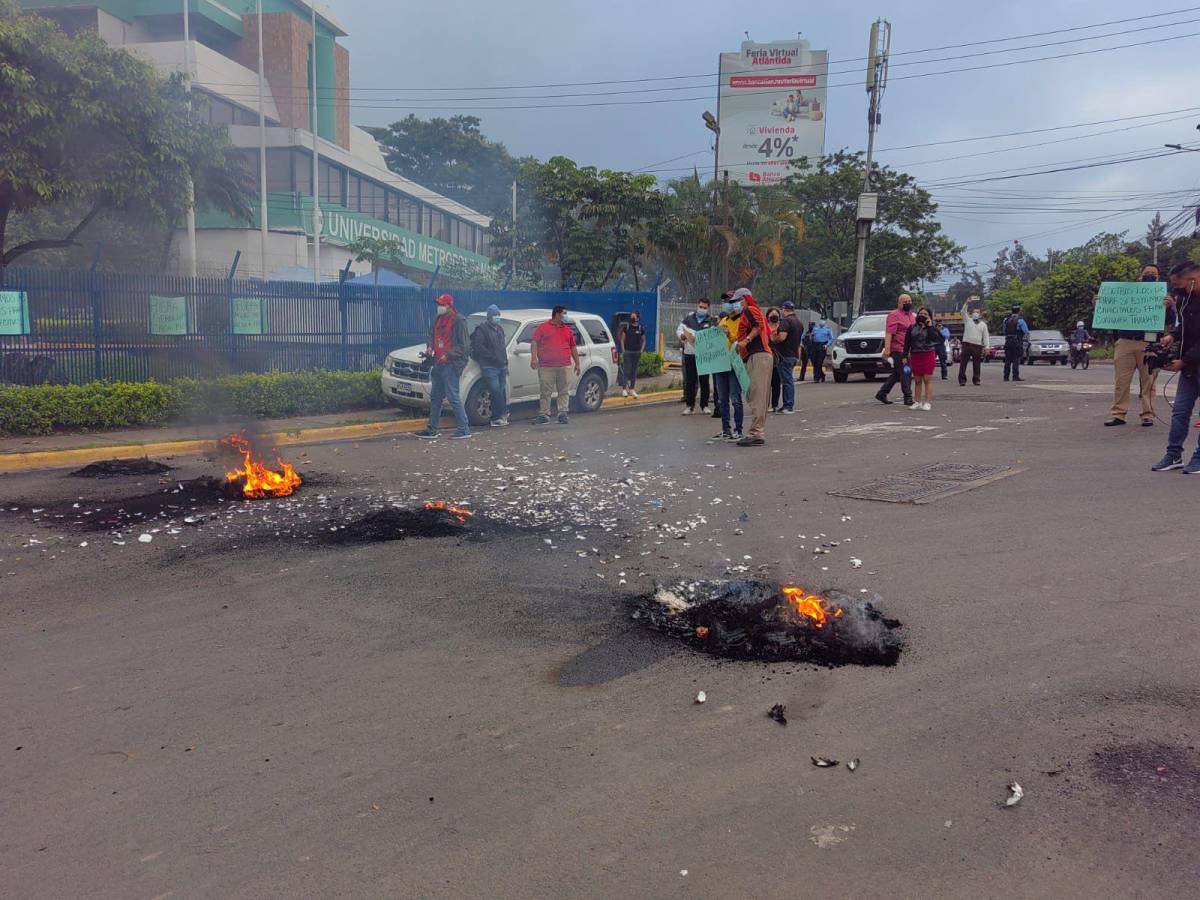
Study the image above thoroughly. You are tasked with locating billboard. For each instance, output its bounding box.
[717,39,828,187]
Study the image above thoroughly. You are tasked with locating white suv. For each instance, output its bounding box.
[831,312,893,383]
[381,309,620,425]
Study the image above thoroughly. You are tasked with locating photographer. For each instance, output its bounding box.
[1151,261,1200,473]
[1105,263,1163,427]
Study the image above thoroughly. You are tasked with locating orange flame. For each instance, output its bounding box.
[423,501,474,523]
[782,586,844,628]
[221,433,302,499]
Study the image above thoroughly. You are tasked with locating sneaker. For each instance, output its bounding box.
[700,406,710,415]
[557,414,570,425]
[958,379,967,387]
[781,408,796,415]
[1013,377,1024,382]
[1104,418,1126,427]
[416,428,440,439]
[922,402,932,411]
[1141,419,1154,428]
[736,436,765,446]
[621,388,629,397]
[630,390,640,398]
[498,415,509,426]
[909,402,923,410]
[450,431,472,440]
[1151,454,1183,472]
[532,415,551,425]
[731,430,744,441]
[681,408,693,416]
[973,381,981,386]
[1184,459,1200,475]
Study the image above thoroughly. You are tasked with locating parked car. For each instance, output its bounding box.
[984,336,1007,362]
[1024,329,1069,365]
[830,313,892,382]
[381,309,619,425]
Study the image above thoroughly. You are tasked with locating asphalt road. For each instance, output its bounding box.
[2,361,1197,899]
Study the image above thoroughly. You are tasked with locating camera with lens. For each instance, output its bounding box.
[1143,341,1177,373]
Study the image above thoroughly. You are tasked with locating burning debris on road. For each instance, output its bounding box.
[632,579,903,667]
[70,458,173,479]
[221,433,302,499]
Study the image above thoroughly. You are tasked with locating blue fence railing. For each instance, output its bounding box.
[0,267,657,385]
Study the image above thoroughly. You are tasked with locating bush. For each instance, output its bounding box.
[637,352,664,377]
[0,370,388,436]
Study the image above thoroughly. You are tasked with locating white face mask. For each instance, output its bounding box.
[818,319,826,326]
[436,306,450,316]
[972,314,981,322]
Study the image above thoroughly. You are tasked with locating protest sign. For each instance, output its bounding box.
[1091,281,1167,332]
[0,291,30,336]
[729,347,752,401]
[231,297,265,335]
[693,327,732,376]
[149,295,189,336]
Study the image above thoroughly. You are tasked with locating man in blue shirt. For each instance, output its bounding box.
[809,317,834,384]
[937,321,952,380]
[1002,305,1030,382]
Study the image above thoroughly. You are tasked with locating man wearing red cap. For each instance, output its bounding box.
[416,293,471,439]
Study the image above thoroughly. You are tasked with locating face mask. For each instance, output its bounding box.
[1172,286,1193,302]
[972,313,981,322]
[630,319,639,327]
[437,306,450,316]
[918,316,929,326]
[818,319,826,326]
[768,316,780,324]
[731,302,744,315]
[720,303,733,315]
[1142,274,1159,283]
[902,303,913,312]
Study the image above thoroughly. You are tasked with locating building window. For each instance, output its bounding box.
[428,210,450,243]
[265,148,293,193]
[387,192,419,230]
[319,160,344,207]
[347,174,363,213]
[364,182,386,220]
[293,149,312,196]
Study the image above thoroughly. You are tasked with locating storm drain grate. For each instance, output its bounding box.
[829,463,1019,505]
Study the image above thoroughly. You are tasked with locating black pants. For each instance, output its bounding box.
[620,352,641,390]
[958,342,983,384]
[798,346,810,381]
[682,355,710,409]
[771,364,781,409]
[878,351,913,404]
[810,345,828,382]
[1004,342,1022,380]
[936,344,948,379]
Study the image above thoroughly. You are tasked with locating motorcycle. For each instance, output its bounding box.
[1070,341,1092,370]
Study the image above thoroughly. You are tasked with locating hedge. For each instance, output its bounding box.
[637,352,664,377]
[0,370,388,436]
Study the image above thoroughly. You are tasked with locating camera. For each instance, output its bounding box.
[1143,342,1177,373]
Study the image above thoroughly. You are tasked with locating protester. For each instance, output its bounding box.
[810,316,833,383]
[876,293,916,405]
[769,301,803,412]
[766,307,783,412]
[1002,304,1029,382]
[906,306,941,411]
[416,293,471,439]
[530,305,581,426]
[1151,261,1200,472]
[468,304,510,427]
[936,320,952,379]
[677,298,716,415]
[617,311,646,398]
[958,299,989,386]
[713,297,745,441]
[798,322,815,381]
[730,288,773,446]
[1105,263,1163,427]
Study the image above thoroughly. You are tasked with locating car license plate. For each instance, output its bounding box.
[396,381,412,392]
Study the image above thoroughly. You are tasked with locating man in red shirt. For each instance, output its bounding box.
[530,305,581,425]
[876,293,916,406]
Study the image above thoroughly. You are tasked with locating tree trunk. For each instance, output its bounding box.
[2,203,105,266]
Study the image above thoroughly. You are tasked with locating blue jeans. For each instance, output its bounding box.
[714,370,743,434]
[427,363,469,435]
[481,366,508,420]
[775,355,797,410]
[1167,370,1200,461]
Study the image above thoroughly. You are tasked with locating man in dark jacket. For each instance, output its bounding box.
[416,293,471,439]
[470,304,510,427]
[1152,261,1200,473]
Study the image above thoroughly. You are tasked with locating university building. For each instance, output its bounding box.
[22,1,493,282]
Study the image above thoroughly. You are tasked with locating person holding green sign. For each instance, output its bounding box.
[1152,261,1200,473]
[1103,264,1166,428]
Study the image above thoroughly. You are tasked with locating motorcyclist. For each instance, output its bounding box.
[1070,321,1092,345]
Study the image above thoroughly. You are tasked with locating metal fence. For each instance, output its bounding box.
[0,267,658,385]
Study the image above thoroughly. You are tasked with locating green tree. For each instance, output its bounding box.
[0,1,252,267]
[366,115,520,216]
[646,172,718,299]
[347,234,405,293]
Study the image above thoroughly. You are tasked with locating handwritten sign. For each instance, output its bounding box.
[729,347,752,402]
[1092,281,1167,332]
[149,295,189,336]
[693,327,732,376]
[231,297,264,335]
[0,291,30,336]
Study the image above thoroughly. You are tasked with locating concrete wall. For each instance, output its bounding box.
[126,39,282,122]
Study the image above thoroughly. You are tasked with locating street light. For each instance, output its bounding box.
[1165,143,1200,152]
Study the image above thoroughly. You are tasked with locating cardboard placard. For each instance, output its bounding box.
[1092,281,1167,332]
[693,326,732,376]
[231,297,265,335]
[149,295,189,336]
[0,291,31,336]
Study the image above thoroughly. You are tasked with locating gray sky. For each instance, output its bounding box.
[340,0,1200,286]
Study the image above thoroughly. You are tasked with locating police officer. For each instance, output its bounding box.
[1002,304,1029,382]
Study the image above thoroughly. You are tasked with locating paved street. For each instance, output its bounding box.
[2,362,1197,899]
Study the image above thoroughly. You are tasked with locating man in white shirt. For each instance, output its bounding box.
[957,299,990,386]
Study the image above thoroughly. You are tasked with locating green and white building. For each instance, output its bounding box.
[23,1,493,281]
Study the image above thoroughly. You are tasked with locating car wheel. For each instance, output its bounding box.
[863,372,878,381]
[464,380,492,427]
[571,370,606,413]
[833,371,849,383]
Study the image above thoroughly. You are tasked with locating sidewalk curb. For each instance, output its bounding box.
[0,391,684,474]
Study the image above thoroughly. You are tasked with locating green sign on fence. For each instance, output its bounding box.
[231,297,265,335]
[0,291,31,336]
[1092,281,1167,332]
[729,347,752,402]
[693,327,732,376]
[149,295,189,336]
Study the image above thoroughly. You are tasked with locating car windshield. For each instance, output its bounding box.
[848,315,887,333]
[1030,331,1064,341]
[467,313,520,344]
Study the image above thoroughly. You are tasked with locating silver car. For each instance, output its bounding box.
[1024,330,1069,366]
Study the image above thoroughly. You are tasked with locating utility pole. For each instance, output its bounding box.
[181,1,197,278]
[703,110,721,295]
[309,3,322,284]
[256,0,269,278]
[851,19,891,320]
[511,180,517,281]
